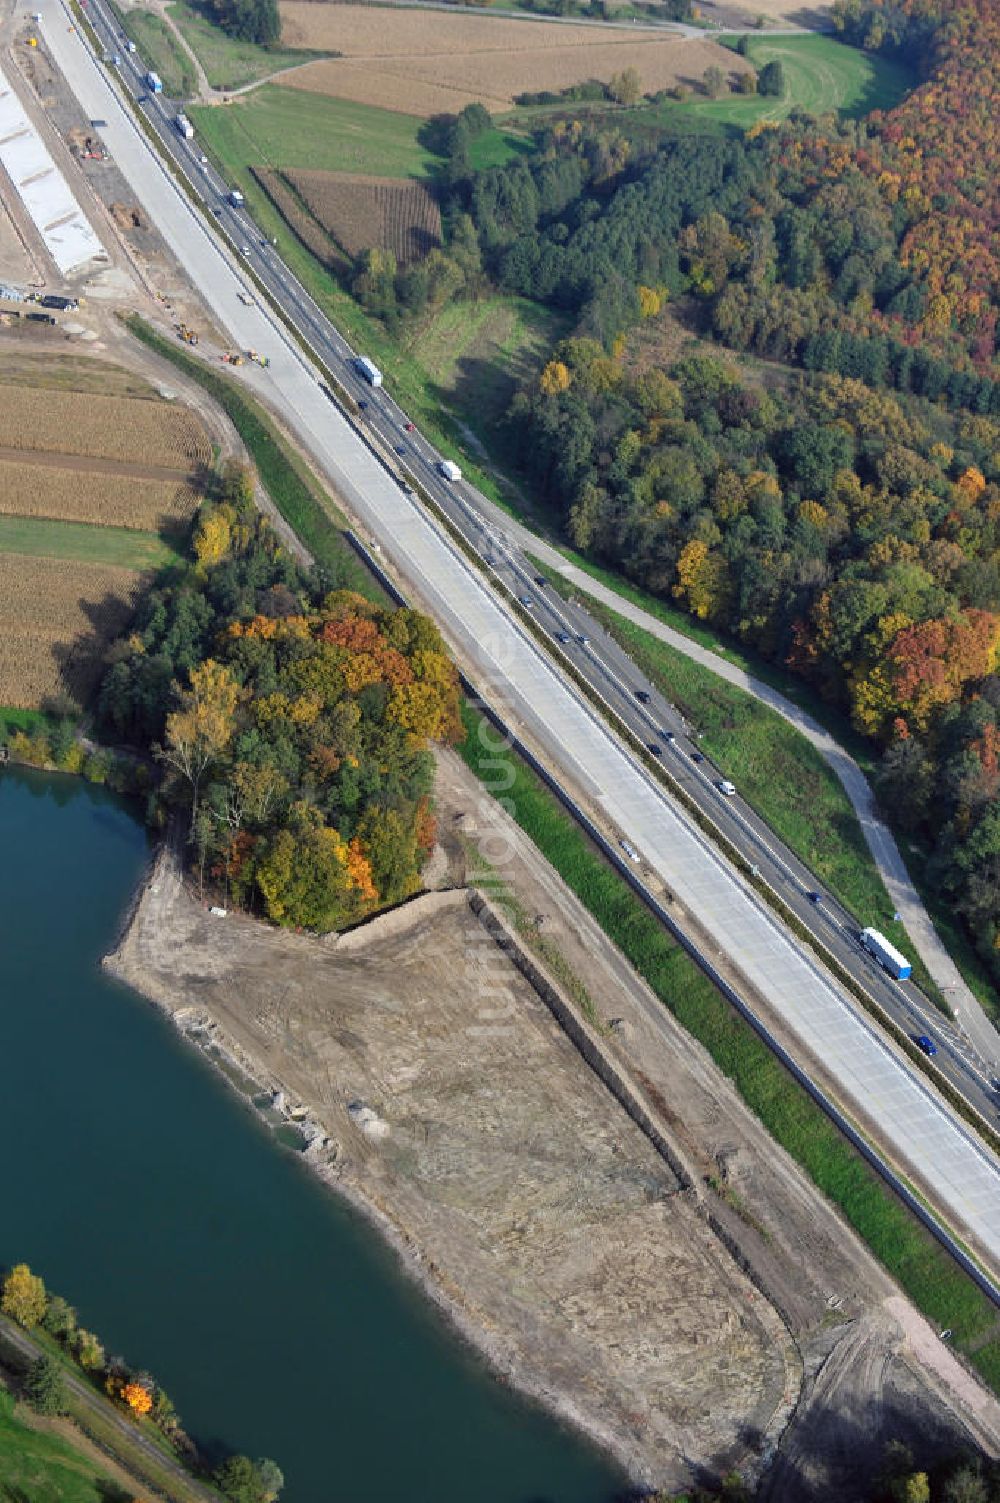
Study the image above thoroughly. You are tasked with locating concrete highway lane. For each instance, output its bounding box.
[35,0,1000,1274]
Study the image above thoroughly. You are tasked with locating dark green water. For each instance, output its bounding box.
[0,766,625,1503]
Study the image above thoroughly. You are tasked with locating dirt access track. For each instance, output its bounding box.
[106,747,1000,1497]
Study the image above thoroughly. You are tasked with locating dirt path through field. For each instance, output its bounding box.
[0,444,197,482]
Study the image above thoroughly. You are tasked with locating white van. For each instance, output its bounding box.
[718,780,737,796]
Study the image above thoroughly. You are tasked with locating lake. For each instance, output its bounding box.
[0,765,625,1503]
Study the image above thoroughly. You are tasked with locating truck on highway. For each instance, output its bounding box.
[145,70,162,93]
[860,927,912,981]
[438,459,462,483]
[228,189,244,207]
[353,355,382,388]
[174,112,194,139]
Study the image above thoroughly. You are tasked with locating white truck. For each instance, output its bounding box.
[174,112,194,139]
[860,927,912,981]
[438,459,462,483]
[353,355,383,388]
[145,70,163,93]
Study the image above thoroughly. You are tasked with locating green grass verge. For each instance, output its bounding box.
[192,86,441,180]
[0,1387,127,1503]
[123,316,380,599]
[458,699,999,1353]
[167,0,325,90]
[539,549,1000,1017]
[549,582,938,987]
[0,515,183,570]
[115,5,198,99]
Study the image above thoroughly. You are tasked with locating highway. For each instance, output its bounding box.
[66,0,1000,1127]
[29,0,1000,1275]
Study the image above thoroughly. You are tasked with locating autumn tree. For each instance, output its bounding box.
[159,659,239,826]
[608,66,642,106]
[1,1263,47,1328]
[41,1294,77,1341]
[703,65,725,97]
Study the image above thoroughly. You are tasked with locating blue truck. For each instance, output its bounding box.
[860,927,912,981]
[145,70,163,93]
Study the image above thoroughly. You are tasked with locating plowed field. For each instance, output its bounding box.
[0,554,141,707]
[284,170,441,263]
[6,386,212,469]
[278,3,747,115]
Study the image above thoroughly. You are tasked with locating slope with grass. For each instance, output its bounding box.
[114,5,198,98]
[0,1388,126,1503]
[168,0,324,91]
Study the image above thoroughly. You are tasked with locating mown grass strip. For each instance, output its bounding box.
[0,515,182,570]
[458,699,1000,1357]
[122,316,381,599]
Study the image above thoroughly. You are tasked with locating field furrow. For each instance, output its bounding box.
[5,387,211,468]
[0,457,198,531]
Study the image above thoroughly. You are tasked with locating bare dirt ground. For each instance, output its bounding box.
[278,2,750,113]
[105,747,1000,1497]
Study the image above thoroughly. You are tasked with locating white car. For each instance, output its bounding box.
[718,780,737,797]
[240,245,251,258]
[619,840,641,864]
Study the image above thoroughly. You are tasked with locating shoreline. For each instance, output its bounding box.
[103,843,655,1492]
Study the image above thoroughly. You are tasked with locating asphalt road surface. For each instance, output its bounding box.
[32,0,1000,1272]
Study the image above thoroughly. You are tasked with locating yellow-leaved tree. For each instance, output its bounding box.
[1,1264,47,1328]
[158,659,239,826]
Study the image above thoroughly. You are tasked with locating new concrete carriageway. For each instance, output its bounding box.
[34,0,1000,1281]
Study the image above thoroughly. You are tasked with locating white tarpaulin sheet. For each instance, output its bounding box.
[0,65,104,276]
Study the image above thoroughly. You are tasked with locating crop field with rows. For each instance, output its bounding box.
[6,387,212,470]
[0,555,141,707]
[284,171,442,265]
[0,458,198,533]
[277,2,746,116]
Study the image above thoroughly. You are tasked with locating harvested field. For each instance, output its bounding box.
[252,166,349,270]
[284,170,441,263]
[0,456,198,532]
[0,349,161,398]
[4,387,211,469]
[0,554,140,707]
[278,3,748,115]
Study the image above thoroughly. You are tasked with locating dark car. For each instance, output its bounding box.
[394,444,407,455]
[647,743,663,757]
[807,891,823,904]
[663,730,676,742]
[691,750,705,763]
[534,574,547,586]
[404,421,415,432]
[358,399,368,410]
[915,1034,938,1057]
[635,690,651,704]
[577,633,589,645]
[555,631,570,644]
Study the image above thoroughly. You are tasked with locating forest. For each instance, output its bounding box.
[347,0,1000,982]
[96,464,462,930]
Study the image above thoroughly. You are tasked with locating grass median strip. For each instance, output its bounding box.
[458,699,1000,1357]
